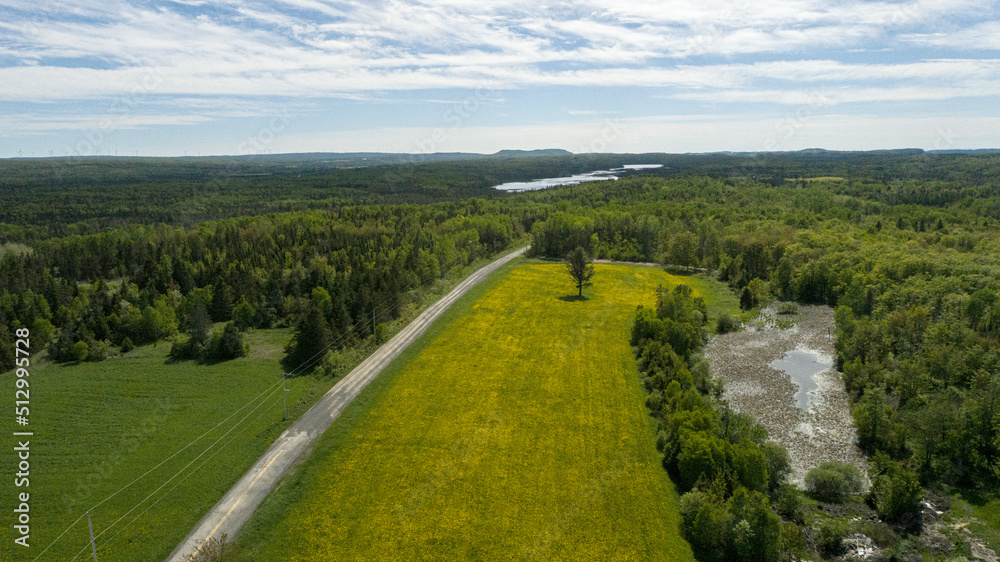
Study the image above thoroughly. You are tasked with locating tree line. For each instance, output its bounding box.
[0,204,521,371]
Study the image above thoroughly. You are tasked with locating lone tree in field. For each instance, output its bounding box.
[565,246,595,297]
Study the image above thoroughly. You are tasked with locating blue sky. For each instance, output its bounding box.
[1,0,999,157]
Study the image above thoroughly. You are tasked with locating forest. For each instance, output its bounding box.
[2,150,1000,558]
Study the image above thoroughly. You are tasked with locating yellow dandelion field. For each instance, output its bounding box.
[242,261,717,561]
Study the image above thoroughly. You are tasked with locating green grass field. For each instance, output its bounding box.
[0,327,335,561]
[0,251,523,561]
[240,261,732,561]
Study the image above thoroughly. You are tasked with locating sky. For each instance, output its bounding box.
[1,0,999,158]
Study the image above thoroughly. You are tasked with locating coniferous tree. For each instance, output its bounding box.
[210,284,233,322]
[287,303,330,371]
[565,246,595,297]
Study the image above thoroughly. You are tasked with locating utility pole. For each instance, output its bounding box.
[87,511,98,562]
[282,373,291,420]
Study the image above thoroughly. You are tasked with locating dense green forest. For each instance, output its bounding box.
[5,150,998,241]
[2,151,1000,558]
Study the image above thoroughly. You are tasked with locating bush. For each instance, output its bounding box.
[761,441,791,494]
[120,337,134,353]
[70,340,89,362]
[805,462,863,503]
[776,302,799,315]
[210,322,248,360]
[716,312,740,334]
[869,459,922,522]
[189,533,242,562]
[315,350,347,378]
[816,518,850,555]
[86,340,109,362]
[169,337,201,361]
[856,520,900,548]
[774,484,806,523]
[780,521,807,560]
[679,489,730,562]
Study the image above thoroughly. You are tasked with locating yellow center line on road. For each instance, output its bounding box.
[190,448,284,559]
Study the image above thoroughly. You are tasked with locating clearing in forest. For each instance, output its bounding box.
[240,262,734,560]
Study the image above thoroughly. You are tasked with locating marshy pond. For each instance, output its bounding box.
[705,304,867,484]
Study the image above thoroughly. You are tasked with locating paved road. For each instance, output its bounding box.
[167,247,527,561]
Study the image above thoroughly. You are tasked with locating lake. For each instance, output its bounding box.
[492,164,663,192]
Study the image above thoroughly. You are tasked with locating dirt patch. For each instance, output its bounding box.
[705,304,867,485]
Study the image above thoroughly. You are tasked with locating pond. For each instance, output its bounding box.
[769,348,833,410]
[704,304,866,483]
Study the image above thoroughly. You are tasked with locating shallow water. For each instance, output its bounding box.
[769,348,832,409]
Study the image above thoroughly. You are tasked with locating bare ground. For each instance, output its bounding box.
[704,304,867,485]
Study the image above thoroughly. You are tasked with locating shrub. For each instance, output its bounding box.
[316,350,347,378]
[169,337,201,361]
[774,484,806,523]
[780,521,807,560]
[120,337,134,353]
[856,520,900,548]
[86,340,109,362]
[716,312,740,334]
[816,518,850,555]
[776,302,799,315]
[805,462,863,503]
[210,322,248,360]
[870,460,922,522]
[761,441,792,494]
[71,340,89,362]
[189,533,242,562]
[679,489,730,562]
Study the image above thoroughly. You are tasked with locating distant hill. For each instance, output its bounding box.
[927,148,1000,154]
[175,149,572,168]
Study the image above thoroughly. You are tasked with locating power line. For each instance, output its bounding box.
[36,289,410,559]
[91,386,283,556]
[32,378,285,561]
[67,383,284,561]
[33,258,471,560]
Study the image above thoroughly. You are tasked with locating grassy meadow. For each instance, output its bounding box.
[240,261,735,560]
[0,327,332,561]
[0,251,522,561]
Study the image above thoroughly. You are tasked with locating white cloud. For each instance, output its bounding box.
[1,0,999,149]
[235,114,1000,155]
[903,21,1000,50]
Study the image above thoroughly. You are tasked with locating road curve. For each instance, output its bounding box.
[167,246,527,561]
